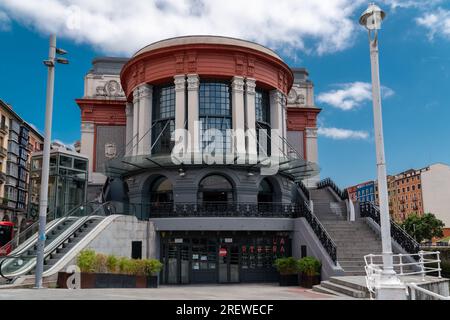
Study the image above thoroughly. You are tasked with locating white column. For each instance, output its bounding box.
[245,78,257,163]
[187,74,200,163]
[174,75,186,154]
[281,95,288,153]
[132,89,140,156]
[232,76,246,163]
[137,84,152,155]
[80,121,95,182]
[305,127,319,187]
[125,102,133,156]
[270,90,284,161]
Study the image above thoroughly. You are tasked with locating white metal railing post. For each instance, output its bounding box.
[399,253,403,275]
[410,284,416,300]
[437,252,442,278]
[419,250,425,281]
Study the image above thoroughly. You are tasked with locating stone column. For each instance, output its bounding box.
[132,89,140,156]
[187,74,200,163]
[245,78,257,163]
[270,90,284,160]
[174,75,186,155]
[232,76,246,163]
[125,102,133,156]
[137,84,152,155]
[80,121,95,182]
[305,127,319,187]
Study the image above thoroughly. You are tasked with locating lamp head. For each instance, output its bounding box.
[359,3,386,30]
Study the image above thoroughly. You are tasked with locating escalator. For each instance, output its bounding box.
[0,202,115,283]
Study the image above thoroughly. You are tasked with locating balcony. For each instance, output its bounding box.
[125,202,306,219]
[0,146,6,158]
[0,172,6,184]
[0,123,8,135]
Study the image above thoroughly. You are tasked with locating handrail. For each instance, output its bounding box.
[360,202,420,255]
[407,283,450,300]
[301,201,337,264]
[317,178,348,200]
[296,180,310,201]
[364,251,444,300]
[0,202,114,281]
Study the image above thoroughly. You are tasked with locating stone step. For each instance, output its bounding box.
[312,285,349,297]
[329,277,370,293]
[320,281,368,298]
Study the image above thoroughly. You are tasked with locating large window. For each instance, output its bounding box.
[198,174,234,203]
[152,85,175,154]
[255,89,271,156]
[199,81,232,155]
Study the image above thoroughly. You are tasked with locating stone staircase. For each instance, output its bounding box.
[313,276,370,299]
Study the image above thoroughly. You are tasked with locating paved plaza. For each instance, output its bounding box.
[0,284,353,300]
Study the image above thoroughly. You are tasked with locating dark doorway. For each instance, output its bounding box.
[198,175,234,203]
[218,244,240,283]
[131,241,142,259]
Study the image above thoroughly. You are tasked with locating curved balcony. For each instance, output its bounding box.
[0,147,6,158]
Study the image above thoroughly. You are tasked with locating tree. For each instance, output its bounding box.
[401,213,444,243]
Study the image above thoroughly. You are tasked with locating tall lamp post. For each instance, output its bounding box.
[359,4,406,299]
[35,35,68,289]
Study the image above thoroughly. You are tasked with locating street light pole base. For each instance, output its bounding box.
[375,283,407,300]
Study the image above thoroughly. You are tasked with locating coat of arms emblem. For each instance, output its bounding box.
[105,143,117,159]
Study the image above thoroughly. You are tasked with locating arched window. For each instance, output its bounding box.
[152,85,175,154]
[150,176,173,203]
[198,174,234,203]
[199,81,232,155]
[255,89,271,156]
[258,178,274,203]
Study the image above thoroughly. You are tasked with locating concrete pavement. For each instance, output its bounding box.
[0,284,354,300]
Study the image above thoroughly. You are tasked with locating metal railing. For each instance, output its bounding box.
[317,178,348,200]
[124,200,337,264]
[360,202,420,255]
[296,180,310,201]
[407,282,450,300]
[364,251,443,299]
[127,201,302,219]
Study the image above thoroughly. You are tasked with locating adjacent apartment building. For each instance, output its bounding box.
[348,163,450,226]
[0,99,44,228]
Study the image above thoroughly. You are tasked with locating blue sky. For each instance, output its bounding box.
[0,0,449,188]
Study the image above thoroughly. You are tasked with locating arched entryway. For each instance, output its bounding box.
[197,174,234,203]
[150,176,173,203]
[258,178,274,203]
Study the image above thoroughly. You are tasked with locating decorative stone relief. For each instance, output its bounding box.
[305,127,318,138]
[187,74,200,91]
[245,78,256,95]
[174,75,186,91]
[104,143,117,159]
[95,79,125,98]
[231,76,245,93]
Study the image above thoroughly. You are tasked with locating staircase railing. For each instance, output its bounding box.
[359,202,420,255]
[296,180,310,201]
[300,201,337,264]
[317,178,348,200]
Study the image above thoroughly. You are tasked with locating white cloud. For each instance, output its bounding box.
[318,127,369,140]
[0,0,366,56]
[316,82,394,111]
[416,8,450,40]
[0,11,11,31]
[382,0,443,10]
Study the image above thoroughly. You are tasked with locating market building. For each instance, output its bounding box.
[75,36,325,284]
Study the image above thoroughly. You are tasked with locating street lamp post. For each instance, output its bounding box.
[35,35,68,289]
[359,3,406,299]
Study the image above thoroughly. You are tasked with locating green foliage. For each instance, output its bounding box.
[274,257,299,275]
[93,253,108,273]
[106,255,119,274]
[298,256,321,276]
[144,259,163,276]
[77,250,163,276]
[77,249,96,273]
[401,213,445,243]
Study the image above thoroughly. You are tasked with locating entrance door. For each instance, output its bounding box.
[218,244,239,283]
[166,243,190,284]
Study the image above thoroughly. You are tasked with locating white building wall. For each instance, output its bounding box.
[421,163,450,227]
